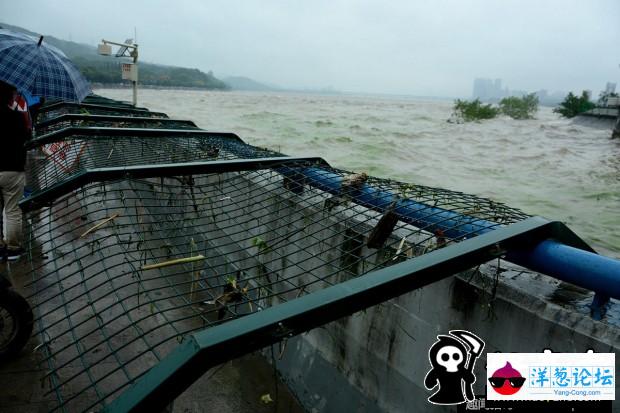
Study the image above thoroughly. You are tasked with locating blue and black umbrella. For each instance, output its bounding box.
[0,29,91,102]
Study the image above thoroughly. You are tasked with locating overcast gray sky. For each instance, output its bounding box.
[1,0,618,97]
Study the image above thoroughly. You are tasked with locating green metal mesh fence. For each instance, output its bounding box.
[35,114,199,136]
[37,101,168,123]
[21,95,530,412]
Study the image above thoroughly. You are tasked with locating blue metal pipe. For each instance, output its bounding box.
[293,167,620,299]
[506,241,620,299]
[300,167,498,239]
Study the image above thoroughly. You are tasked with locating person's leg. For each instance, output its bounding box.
[0,184,4,248]
[0,171,25,250]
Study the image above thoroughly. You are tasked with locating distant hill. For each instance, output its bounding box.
[223,76,280,91]
[0,22,229,90]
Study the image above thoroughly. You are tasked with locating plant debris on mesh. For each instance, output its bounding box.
[22,97,529,412]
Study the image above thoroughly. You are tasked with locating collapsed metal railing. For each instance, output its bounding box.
[20,96,619,412]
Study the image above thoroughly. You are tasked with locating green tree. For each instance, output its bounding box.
[452,99,499,122]
[499,93,539,119]
[554,91,595,118]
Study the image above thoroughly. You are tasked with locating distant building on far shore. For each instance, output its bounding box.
[605,82,616,94]
[472,78,507,101]
[472,78,566,106]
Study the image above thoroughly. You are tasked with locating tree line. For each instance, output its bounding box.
[451,93,539,122]
[452,90,619,122]
[72,57,230,90]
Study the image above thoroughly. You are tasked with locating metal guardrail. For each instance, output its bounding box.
[20,95,620,412]
[35,114,199,136]
[19,157,326,211]
[37,101,169,122]
[102,216,597,412]
[27,126,243,149]
[279,166,619,317]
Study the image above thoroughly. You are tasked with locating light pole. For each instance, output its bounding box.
[98,38,139,106]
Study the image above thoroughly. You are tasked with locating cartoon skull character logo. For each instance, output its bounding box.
[424,330,485,405]
[436,345,464,372]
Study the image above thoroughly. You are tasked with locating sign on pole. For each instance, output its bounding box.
[121,63,138,81]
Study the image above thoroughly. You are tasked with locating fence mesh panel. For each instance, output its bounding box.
[37,101,168,123]
[22,95,529,412]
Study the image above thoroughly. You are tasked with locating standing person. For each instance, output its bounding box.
[0,81,29,260]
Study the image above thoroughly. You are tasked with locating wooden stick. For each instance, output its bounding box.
[189,238,198,301]
[189,271,198,302]
[244,284,254,312]
[393,236,407,261]
[141,255,205,271]
[80,213,120,238]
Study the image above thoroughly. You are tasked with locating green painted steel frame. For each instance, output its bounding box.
[36,113,199,130]
[38,101,157,115]
[26,126,244,149]
[19,157,328,212]
[104,216,560,413]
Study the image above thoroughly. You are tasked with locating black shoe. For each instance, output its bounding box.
[0,245,6,261]
[6,247,24,262]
